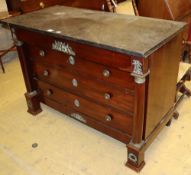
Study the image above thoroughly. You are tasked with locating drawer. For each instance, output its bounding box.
[37,80,133,134]
[32,62,135,113]
[17,29,133,72]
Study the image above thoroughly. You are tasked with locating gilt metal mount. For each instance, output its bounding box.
[131,59,150,84]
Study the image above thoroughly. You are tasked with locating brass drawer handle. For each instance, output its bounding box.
[104,93,111,100]
[39,2,45,8]
[43,70,49,77]
[74,99,80,107]
[46,89,52,96]
[105,115,112,122]
[69,56,75,65]
[103,69,111,77]
[39,50,45,57]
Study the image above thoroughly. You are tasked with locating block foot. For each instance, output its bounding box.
[173,111,179,120]
[126,160,145,173]
[126,144,145,172]
[25,91,42,116]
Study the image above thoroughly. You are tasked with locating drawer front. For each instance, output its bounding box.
[17,29,133,72]
[37,80,133,134]
[32,62,135,113]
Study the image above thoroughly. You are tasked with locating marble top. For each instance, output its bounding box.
[1,6,186,58]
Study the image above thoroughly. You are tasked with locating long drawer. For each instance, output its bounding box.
[16,29,133,72]
[32,62,135,114]
[37,80,133,135]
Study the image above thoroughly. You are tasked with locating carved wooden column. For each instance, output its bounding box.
[11,28,42,115]
[126,58,149,172]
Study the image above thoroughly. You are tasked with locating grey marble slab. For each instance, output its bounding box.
[1,6,186,58]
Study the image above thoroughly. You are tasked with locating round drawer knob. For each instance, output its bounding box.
[74,99,80,107]
[69,56,75,65]
[72,78,78,87]
[105,115,112,122]
[43,70,49,77]
[46,89,52,96]
[104,93,111,100]
[103,69,110,77]
[39,50,45,57]
[40,2,45,8]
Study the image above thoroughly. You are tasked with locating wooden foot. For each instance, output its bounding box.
[166,119,172,127]
[181,67,191,81]
[25,91,42,115]
[187,67,191,80]
[126,144,145,172]
[177,68,191,97]
[179,84,191,97]
[173,111,179,120]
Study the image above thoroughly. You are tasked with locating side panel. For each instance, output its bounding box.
[144,34,182,138]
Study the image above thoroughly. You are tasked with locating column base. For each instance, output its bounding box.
[25,91,42,116]
[126,143,145,172]
[126,160,145,173]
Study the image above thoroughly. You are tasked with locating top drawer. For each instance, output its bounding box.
[16,29,133,72]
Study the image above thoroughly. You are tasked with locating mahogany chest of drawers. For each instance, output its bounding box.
[1,6,186,172]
